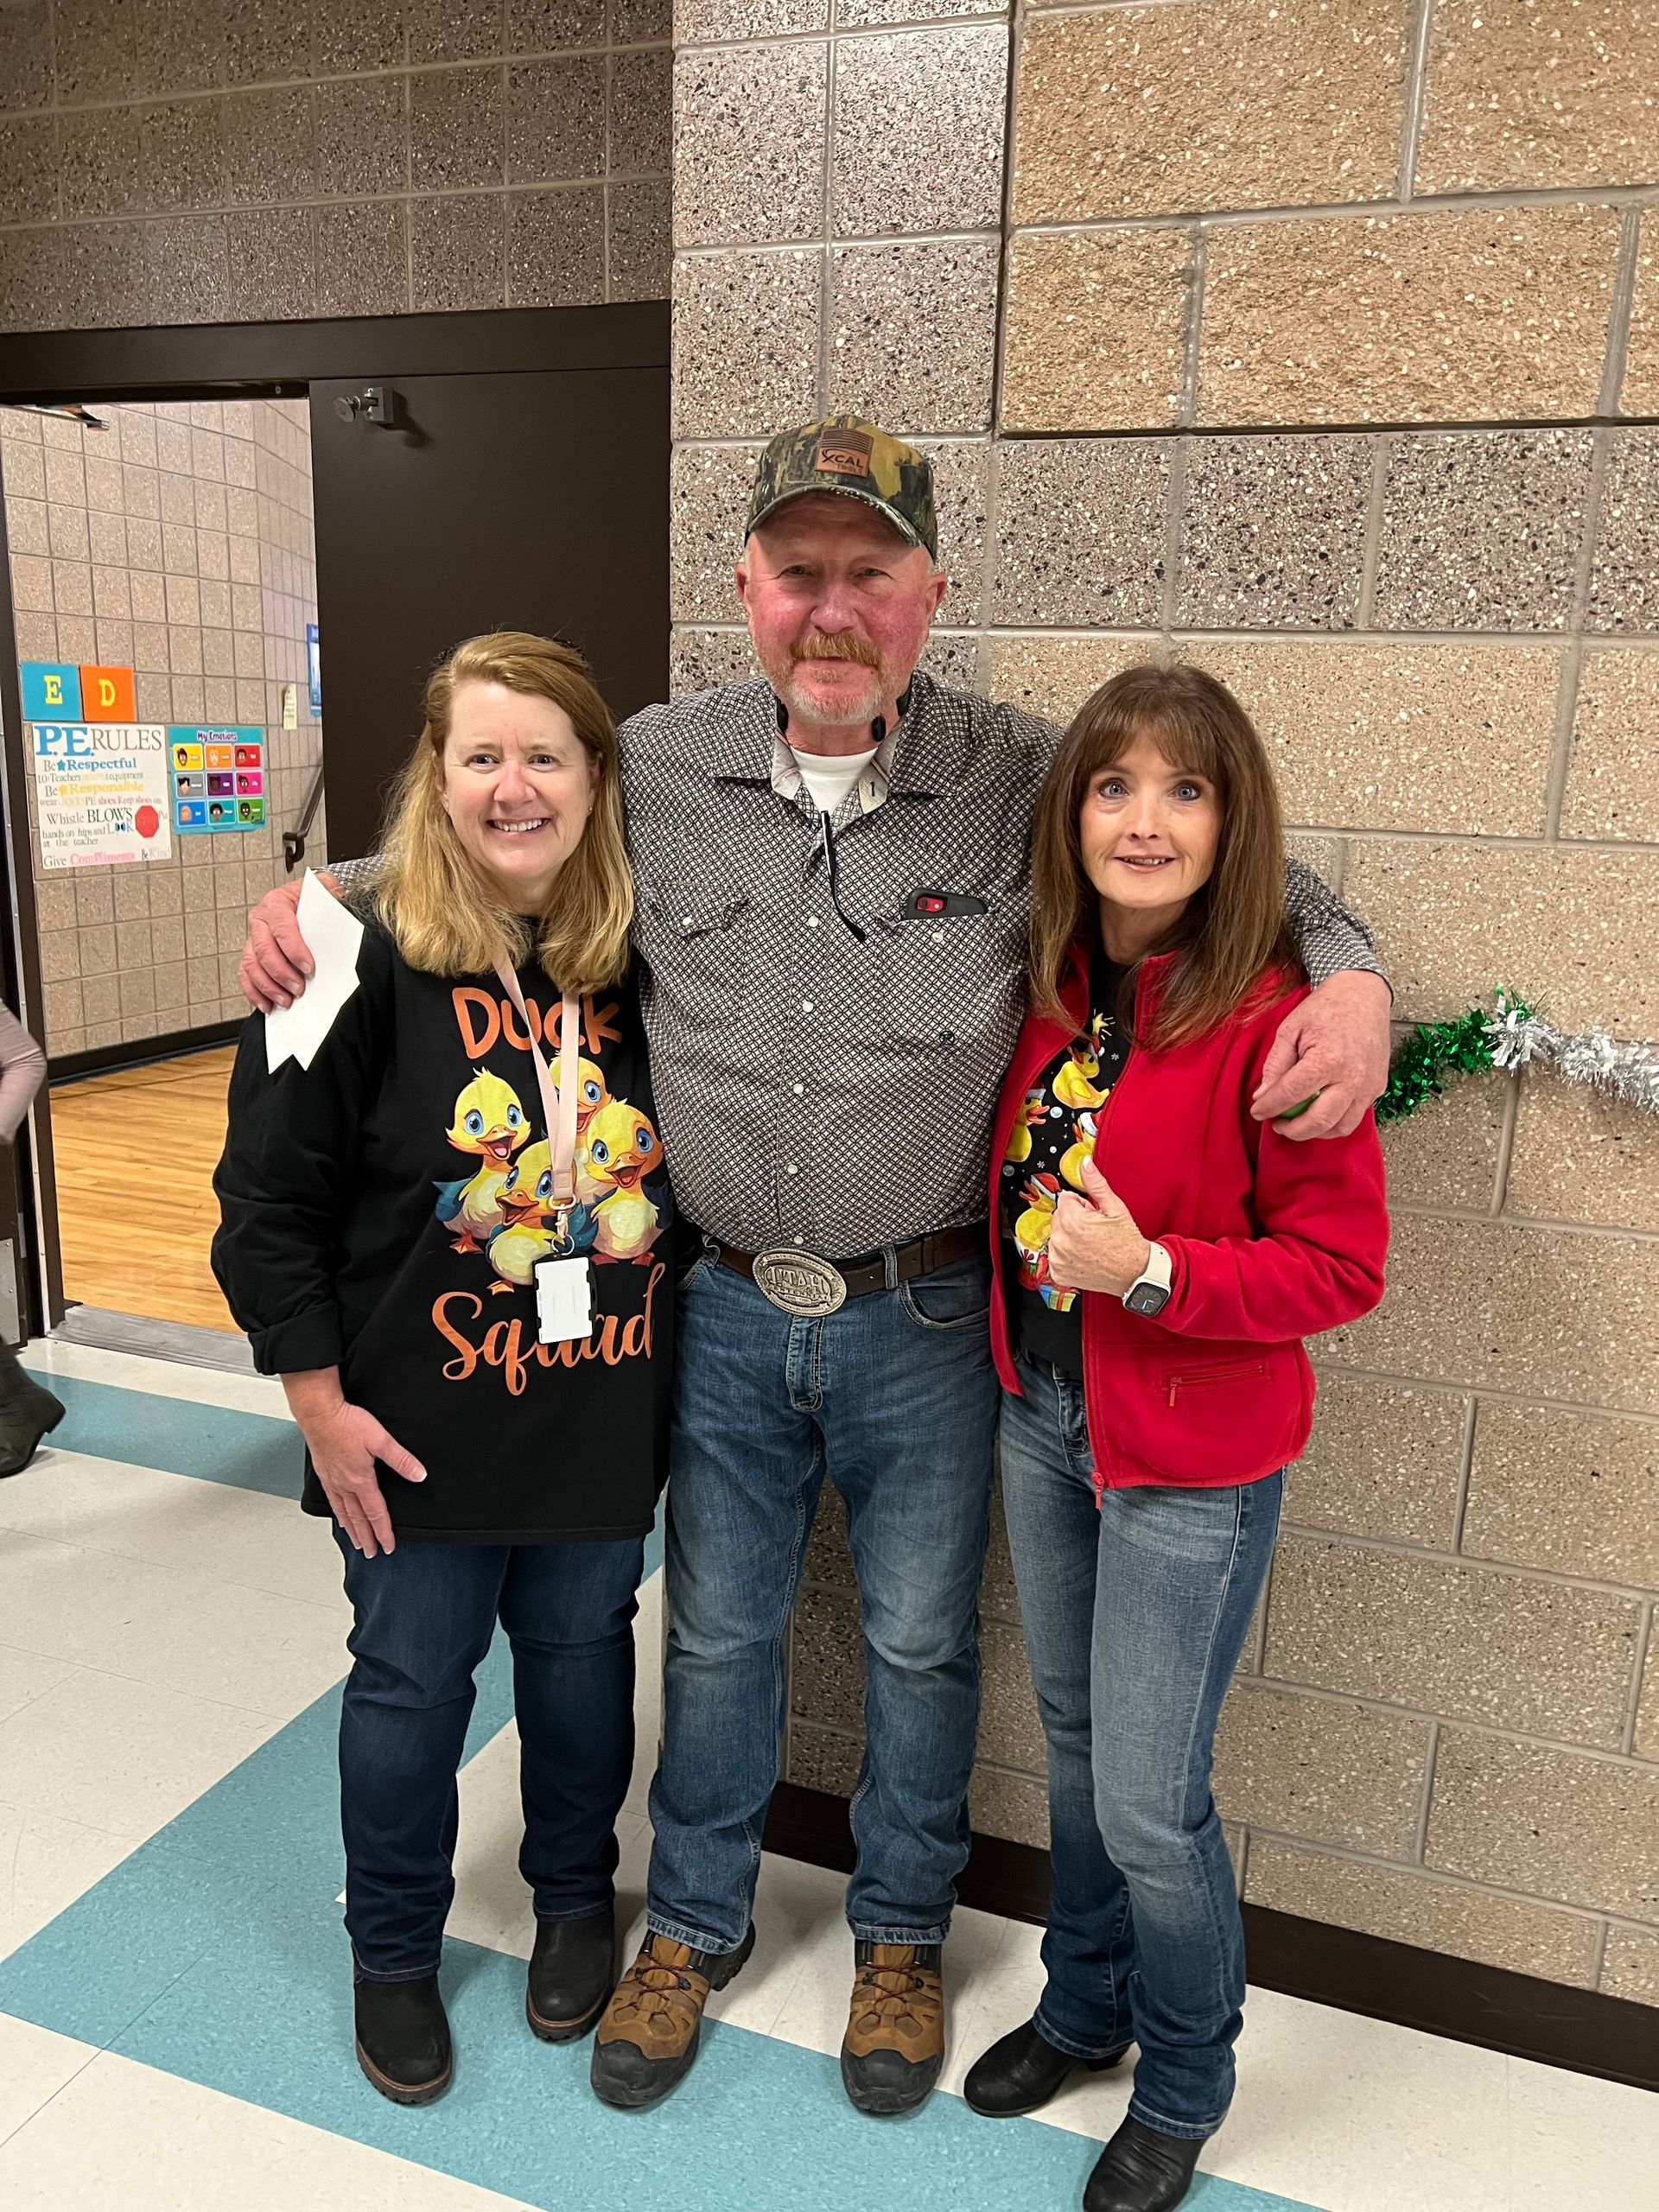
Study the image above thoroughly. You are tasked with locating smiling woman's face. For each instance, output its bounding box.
[1079,729,1222,937]
[439,680,597,913]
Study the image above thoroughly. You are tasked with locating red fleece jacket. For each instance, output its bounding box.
[989,949,1389,1490]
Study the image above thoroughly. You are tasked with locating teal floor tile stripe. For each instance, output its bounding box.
[20,1367,665,1579]
[0,1374,1316,2209]
[0,1657,1320,2212]
[24,1370,299,1496]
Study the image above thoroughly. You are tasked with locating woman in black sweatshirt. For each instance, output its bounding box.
[213,632,671,2106]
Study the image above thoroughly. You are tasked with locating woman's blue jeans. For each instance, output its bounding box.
[998,1354,1283,2140]
[335,1529,645,1980]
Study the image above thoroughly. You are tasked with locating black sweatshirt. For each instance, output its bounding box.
[213,921,672,1544]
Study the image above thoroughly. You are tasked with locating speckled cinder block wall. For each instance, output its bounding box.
[3,396,324,1058]
[0,2,671,326]
[669,0,1659,2013]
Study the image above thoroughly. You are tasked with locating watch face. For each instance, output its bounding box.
[1125,1281,1172,1318]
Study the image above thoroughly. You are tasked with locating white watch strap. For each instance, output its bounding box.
[1127,1240,1173,1301]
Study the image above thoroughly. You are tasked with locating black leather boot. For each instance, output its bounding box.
[526,1905,615,2042]
[964,2017,1131,2118]
[0,1351,63,1479]
[1084,2117,1204,2212]
[353,1974,452,2105]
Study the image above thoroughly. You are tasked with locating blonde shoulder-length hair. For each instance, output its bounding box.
[1028,662,1301,1049]
[375,631,632,997]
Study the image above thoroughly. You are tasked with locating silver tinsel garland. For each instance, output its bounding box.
[1485,992,1659,1116]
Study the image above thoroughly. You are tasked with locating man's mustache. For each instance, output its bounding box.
[793,634,883,670]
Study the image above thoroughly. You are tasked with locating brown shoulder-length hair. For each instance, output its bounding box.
[1029,662,1300,1048]
[375,631,632,997]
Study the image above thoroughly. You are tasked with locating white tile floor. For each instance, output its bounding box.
[1,1338,1656,2212]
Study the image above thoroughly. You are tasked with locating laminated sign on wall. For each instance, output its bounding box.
[168,726,266,834]
[30,721,171,869]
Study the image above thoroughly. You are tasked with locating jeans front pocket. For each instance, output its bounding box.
[899,1252,993,1331]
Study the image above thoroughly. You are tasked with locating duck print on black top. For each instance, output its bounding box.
[998,950,1131,1378]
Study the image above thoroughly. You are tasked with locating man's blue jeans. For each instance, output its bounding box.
[336,1530,645,1980]
[645,1248,999,1954]
[998,1354,1282,2140]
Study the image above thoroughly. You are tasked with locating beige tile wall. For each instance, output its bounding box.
[0,2,671,325]
[3,397,324,1056]
[669,0,1659,2008]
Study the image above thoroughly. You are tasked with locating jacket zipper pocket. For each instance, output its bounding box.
[1165,1359,1267,1408]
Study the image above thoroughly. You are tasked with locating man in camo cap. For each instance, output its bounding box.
[238,413,1392,2128]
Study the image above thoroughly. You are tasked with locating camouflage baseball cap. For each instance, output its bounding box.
[746,414,938,558]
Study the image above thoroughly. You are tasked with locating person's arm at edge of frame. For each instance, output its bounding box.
[1251,857,1392,1143]
[0,1002,48,1144]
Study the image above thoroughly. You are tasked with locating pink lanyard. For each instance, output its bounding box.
[493,960,581,1212]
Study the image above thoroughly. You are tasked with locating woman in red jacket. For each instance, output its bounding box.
[963,665,1388,2212]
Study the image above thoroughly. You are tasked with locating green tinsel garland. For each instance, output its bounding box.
[1376,990,1659,1122]
[1374,1002,1516,1123]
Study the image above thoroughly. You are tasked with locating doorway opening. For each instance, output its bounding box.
[0,302,669,1371]
[2,393,326,1352]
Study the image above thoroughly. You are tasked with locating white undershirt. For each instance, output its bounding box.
[789,743,878,815]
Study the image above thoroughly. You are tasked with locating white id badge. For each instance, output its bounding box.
[535,1255,593,1345]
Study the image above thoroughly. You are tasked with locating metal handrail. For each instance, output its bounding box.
[282,760,326,873]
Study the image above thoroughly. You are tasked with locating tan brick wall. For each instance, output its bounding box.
[0,2,671,328]
[671,0,1659,2012]
[4,397,324,1055]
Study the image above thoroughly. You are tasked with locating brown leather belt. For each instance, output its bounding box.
[714,1222,987,1317]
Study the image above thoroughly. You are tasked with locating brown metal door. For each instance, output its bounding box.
[308,366,668,861]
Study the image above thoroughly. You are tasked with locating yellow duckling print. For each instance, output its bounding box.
[1002,1088,1047,1166]
[546,1051,612,1202]
[1058,1109,1099,1192]
[582,1100,671,1262]
[1011,1172,1078,1314]
[435,1069,529,1251]
[484,1141,566,1292]
[1052,1039,1107,1111]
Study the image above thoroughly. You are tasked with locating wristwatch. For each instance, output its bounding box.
[1122,1241,1173,1318]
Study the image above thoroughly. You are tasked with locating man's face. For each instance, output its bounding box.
[736,494,948,728]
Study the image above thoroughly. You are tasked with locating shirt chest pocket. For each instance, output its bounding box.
[639,892,752,1015]
[872,906,1018,1052]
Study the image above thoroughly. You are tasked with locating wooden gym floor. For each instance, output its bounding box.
[50,1046,239,1334]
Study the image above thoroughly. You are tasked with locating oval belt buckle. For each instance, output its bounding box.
[752,1248,848,1317]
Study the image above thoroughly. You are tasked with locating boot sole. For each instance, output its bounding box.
[526,1980,613,2044]
[355,2037,452,2107]
[589,1923,756,2111]
[840,2051,944,2117]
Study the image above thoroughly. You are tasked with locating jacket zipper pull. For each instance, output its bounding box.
[1168,1376,1180,1408]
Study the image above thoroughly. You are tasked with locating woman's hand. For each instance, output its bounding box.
[280,1368,425,1557]
[1047,1156,1154,1299]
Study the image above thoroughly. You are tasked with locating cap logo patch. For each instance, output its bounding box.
[816,429,873,479]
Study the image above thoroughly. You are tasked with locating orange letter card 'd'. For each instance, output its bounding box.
[78,665,137,723]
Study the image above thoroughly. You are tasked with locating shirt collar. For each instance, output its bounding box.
[702,668,950,810]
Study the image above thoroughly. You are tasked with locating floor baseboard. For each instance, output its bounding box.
[762,1781,1659,2094]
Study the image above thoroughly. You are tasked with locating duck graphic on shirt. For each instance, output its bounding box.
[1001,1001,1126,1317]
[433,1070,529,1251]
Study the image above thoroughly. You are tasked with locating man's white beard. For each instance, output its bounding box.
[781,660,886,727]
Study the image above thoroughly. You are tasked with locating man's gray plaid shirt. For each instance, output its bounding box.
[340,671,1383,1262]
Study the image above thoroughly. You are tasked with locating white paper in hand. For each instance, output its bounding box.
[264,869,365,1073]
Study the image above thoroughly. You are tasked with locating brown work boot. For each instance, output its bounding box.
[840,1939,944,2115]
[588,1924,754,2110]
